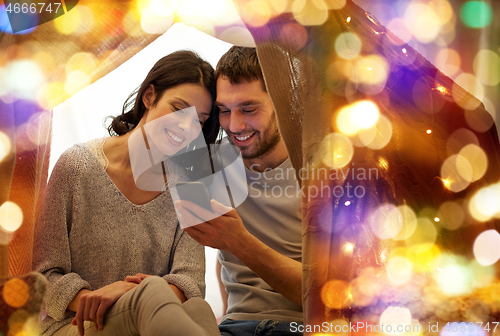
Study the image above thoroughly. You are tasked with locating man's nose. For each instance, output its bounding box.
[229,112,246,133]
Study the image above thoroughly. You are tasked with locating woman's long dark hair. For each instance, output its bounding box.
[107,50,220,145]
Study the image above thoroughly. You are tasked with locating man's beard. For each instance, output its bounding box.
[228,115,282,159]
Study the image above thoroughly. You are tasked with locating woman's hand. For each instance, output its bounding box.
[71,281,137,336]
[124,273,153,284]
[125,274,187,303]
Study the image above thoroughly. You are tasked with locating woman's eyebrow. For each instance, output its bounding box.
[172,97,191,107]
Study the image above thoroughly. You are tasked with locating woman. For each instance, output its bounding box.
[33,51,221,336]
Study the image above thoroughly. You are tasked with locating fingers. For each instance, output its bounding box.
[210,199,234,216]
[89,297,99,330]
[125,275,141,284]
[76,295,86,336]
[96,297,112,331]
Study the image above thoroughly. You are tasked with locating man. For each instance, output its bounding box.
[178,46,303,335]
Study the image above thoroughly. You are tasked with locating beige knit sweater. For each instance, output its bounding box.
[33,142,205,336]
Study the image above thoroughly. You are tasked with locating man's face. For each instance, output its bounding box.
[215,77,281,159]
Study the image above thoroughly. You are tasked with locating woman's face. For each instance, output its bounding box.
[142,83,212,156]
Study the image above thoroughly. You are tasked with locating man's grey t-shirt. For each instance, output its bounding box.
[219,158,303,322]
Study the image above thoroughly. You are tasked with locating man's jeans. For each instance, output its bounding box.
[219,319,303,336]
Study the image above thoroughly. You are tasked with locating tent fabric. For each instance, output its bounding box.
[233,0,500,326]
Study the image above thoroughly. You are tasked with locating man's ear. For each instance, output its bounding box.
[142,84,156,109]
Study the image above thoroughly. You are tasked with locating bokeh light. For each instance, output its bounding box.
[460,1,492,29]
[457,144,487,182]
[241,0,272,27]
[219,26,256,47]
[0,131,12,162]
[474,230,500,266]
[412,244,441,273]
[473,49,500,87]
[435,48,461,78]
[437,201,464,230]
[279,23,308,50]
[321,280,351,309]
[429,0,454,25]
[335,32,362,60]
[469,183,500,222]
[140,3,174,34]
[65,70,90,96]
[405,218,437,253]
[379,306,412,335]
[404,3,440,43]
[66,52,98,77]
[453,73,484,110]
[434,254,474,296]
[352,55,389,86]
[1,60,45,101]
[440,154,471,192]
[2,278,29,308]
[320,133,354,169]
[336,100,380,136]
[387,256,413,286]
[392,205,418,240]
[292,0,329,26]
[370,204,402,239]
[0,201,23,233]
[54,6,82,35]
[362,115,392,150]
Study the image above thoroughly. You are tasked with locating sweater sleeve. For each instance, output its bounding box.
[163,229,206,299]
[33,146,92,321]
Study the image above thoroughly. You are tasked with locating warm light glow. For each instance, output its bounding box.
[0,201,23,233]
[474,230,500,266]
[343,242,354,253]
[440,154,471,192]
[241,0,273,27]
[438,201,464,230]
[412,244,441,273]
[321,280,351,309]
[2,278,29,308]
[379,306,412,335]
[458,144,488,182]
[353,55,389,86]
[435,48,461,77]
[392,205,418,240]
[0,131,12,163]
[405,218,437,253]
[344,201,351,206]
[321,133,354,169]
[292,0,329,26]
[469,184,500,221]
[473,49,500,86]
[426,129,432,134]
[218,26,256,47]
[362,115,393,150]
[65,70,90,96]
[453,73,484,110]
[404,3,440,43]
[429,0,453,25]
[54,5,82,35]
[2,60,46,101]
[140,3,174,34]
[335,32,362,60]
[370,204,402,239]
[387,256,413,286]
[434,254,473,296]
[66,52,98,77]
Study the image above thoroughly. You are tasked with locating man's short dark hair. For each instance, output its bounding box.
[215,46,265,90]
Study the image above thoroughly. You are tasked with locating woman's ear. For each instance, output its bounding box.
[142,84,156,109]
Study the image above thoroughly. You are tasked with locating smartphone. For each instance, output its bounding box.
[175,182,212,211]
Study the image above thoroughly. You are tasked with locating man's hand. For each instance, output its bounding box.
[177,199,251,252]
[179,199,302,305]
[70,281,137,336]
